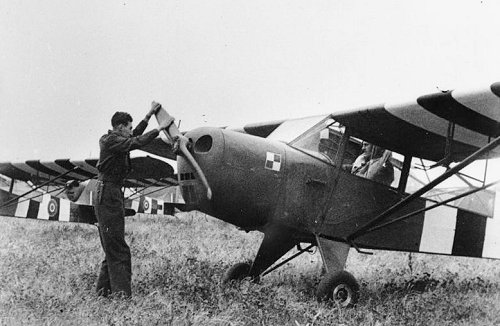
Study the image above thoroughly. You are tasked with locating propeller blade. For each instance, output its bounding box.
[155,107,213,200]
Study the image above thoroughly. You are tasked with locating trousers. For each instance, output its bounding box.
[95,181,132,297]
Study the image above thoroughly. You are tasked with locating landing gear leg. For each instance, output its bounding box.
[315,236,359,307]
[220,224,296,285]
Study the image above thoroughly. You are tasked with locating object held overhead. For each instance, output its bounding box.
[155,106,212,200]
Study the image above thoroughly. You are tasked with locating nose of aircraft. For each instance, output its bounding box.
[177,127,224,209]
[155,107,215,201]
[179,127,285,230]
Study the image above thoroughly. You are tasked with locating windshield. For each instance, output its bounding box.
[267,115,328,143]
[289,115,362,166]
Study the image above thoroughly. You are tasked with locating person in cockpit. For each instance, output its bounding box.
[352,143,394,186]
[351,142,372,174]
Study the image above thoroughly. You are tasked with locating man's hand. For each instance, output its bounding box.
[145,101,162,121]
[150,101,162,115]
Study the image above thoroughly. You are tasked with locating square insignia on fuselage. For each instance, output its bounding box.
[265,152,281,171]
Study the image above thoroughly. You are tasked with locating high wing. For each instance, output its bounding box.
[236,83,500,162]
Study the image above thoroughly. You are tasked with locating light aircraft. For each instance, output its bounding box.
[1,82,500,307]
[0,156,184,223]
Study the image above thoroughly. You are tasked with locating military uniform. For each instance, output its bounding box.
[95,120,159,297]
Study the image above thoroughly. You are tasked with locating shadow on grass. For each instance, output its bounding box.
[363,271,500,301]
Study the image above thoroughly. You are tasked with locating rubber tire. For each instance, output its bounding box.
[316,270,360,308]
[221,262,251,285]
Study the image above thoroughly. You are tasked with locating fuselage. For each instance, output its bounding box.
[177,127,339,231]
[177,127,427,251]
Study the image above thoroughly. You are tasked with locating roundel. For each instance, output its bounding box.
[48,199,59,217]
[143,199,150,211]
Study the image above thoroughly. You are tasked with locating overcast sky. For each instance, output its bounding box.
[1,0,500,161]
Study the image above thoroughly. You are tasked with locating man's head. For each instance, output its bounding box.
[361,142,373,154]
[111,111,133,137]
[65,180,85,202]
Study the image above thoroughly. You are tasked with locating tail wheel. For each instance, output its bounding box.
[316,270,360,308]
[221,262,251,285]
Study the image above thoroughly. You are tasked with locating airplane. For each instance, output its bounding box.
[1,82,500,307]
[0,156,185,223]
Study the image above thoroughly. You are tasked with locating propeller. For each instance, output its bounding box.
[154,106,213,200]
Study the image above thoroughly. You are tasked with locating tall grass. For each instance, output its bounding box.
[0,212,499,325]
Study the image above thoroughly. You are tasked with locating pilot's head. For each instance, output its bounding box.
[361,142,372,154]
[65,180,85,202]
[111,111,133,138]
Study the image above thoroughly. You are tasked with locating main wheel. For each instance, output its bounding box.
[221,262,251,285]
[316,270,360,307]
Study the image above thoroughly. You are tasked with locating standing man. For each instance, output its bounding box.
[95,102,173,298]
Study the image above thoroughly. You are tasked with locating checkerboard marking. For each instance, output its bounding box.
[265,152,281,171]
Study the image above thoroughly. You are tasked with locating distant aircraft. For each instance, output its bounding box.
[0,156,184,223]
[1,82,499,307]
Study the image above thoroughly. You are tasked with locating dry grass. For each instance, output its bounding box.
[0,212,499,325]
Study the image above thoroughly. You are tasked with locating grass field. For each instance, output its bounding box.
[0,212,499,325]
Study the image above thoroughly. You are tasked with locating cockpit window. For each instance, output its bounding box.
[267,115,329,143]
[289,116,348,163]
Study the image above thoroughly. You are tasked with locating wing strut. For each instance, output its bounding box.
[362,179,499,236]
[8,178,15,194]
[0,166,78,210]
[124,178,164,201]
[416,121,455,170]
[346,135,500,243]
[128,184,172,201]
[261,244,315,277]
[1,184,66,211]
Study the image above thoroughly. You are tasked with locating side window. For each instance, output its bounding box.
[288,117,402,189]
[318,122,345,161]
